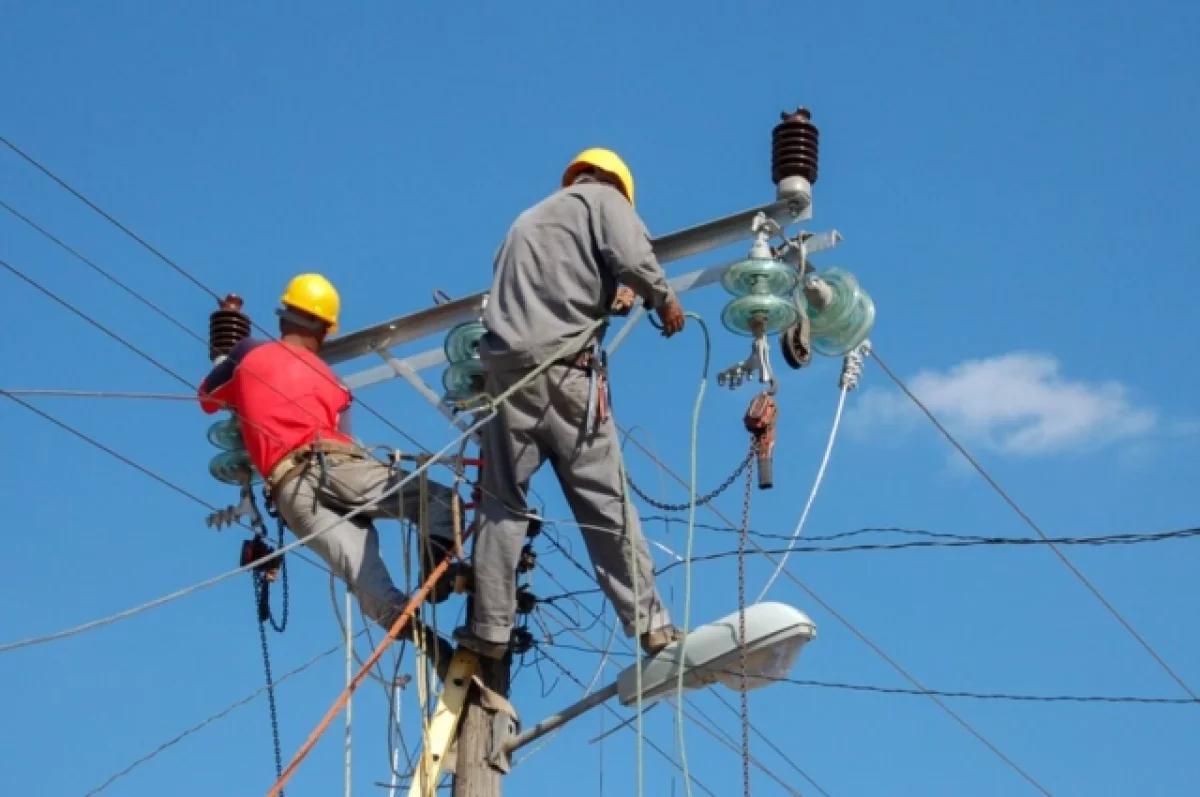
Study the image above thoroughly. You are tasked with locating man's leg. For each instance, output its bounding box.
[274,469,409,629]
[315,454,459,600]
[274,468,456,672]
[457,368,548,658]
[544,366,679,654]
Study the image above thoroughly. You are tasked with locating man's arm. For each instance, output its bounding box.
[198,338,262,414]
[590,188,675,310]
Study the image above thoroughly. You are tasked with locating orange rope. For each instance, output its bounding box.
[266,527,473,796]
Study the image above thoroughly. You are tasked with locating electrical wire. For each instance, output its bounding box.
[870,349,1200,703]
[666,310,711,797]
[540,524,1200,603]
[0,138,442,462]
[84,630,366,795]
[0,389,198,401]
[755,384,847,602]
[642,517,1200,548]
[542,641,1199,706]
[0,147,1060,788]
[616,427,1053,795]
[534,644,721,797]
[536,540,825,795]
[0,197,208,343]
[0,404,489,654]
[537,608,814,797]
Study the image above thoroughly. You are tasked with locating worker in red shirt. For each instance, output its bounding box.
[199,274,456,662]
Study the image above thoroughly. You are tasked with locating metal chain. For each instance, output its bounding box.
[625,446,754,512]
[254,575,285,795]
[738,441,755,797]
[253,491,289,790]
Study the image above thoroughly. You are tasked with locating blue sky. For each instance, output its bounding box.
[2,1,1198,795]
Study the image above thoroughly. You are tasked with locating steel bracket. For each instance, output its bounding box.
[717,334,775,392]
[486,708,521,775]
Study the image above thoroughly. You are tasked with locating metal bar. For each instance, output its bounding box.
[501,681,620,755]
[322,197,809,367]
[375,350,482,445]
[339,257,739,393]
[323,294,486,366]
[652,196,808,264]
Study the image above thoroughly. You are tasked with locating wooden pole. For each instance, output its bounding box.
[451,651,511,797]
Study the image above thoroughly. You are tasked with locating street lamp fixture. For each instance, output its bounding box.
[492,602,817,772]
[616,601,817,707]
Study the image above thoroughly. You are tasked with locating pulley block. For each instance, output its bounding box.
[744,392,779,490]
[240,536,280,581]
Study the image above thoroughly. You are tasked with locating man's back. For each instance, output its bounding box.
[199,338,352,475]
[480,179,673,372]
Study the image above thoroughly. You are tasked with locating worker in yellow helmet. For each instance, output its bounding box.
[453,148,687,660]
[199,273,457,668]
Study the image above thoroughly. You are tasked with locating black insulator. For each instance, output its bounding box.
[525,517,543,539]
[771,108,820,186]
[515,585,538,615]
[509,627,535,655]
[209,294,252,362]
[516,544,538,575]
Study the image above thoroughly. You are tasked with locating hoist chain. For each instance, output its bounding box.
[737,441,755,797]
[254,578,285,794]
[625,446,755,512]
[254,490,290,793]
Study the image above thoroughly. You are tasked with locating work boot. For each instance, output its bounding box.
[452,626,509,660]
[389,613,456,681]
[640,625,685,657]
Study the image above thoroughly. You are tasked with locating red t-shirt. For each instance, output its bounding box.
[199,338,354,476]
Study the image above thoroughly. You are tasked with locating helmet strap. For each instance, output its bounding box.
[276,306,328,332]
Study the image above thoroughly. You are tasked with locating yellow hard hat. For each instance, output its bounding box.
[562,148,635,207]
[280,273,340,334]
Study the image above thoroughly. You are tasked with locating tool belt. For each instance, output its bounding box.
[559,345,611,430]
[267,438,364,494]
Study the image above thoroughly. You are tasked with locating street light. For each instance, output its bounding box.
[616,601,817,707]
[492,602,817,771]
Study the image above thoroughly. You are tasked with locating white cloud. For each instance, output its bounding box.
[848,351,1157,456]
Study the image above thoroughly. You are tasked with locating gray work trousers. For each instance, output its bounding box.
[272,454,456,632]
[470,363,670,644]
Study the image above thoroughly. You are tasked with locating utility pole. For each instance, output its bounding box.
[451,600,513,797]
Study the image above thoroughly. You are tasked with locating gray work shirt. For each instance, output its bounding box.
[479,177,675,372]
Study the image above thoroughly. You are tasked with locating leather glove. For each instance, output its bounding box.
[655,299,686,338]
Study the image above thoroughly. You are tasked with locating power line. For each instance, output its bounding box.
[0,197,208,343]
[534,645,721,797]
[541,642,1199,706]
[0,389,197,401]
[0,136,223,302]
[84,632,365,795]
[538,544,828,796]
[870,350,1200,704]
[0,138,436,458]
[644,516,1200,548]
[539,525,1200,603]
[617,425,1054,795]
[538,610,818,797]
[0,391,481,654]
